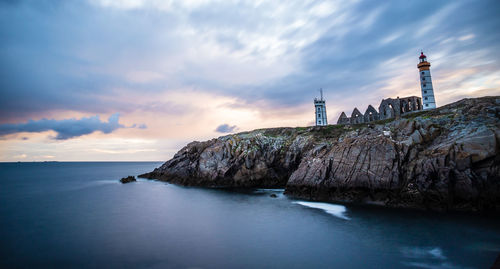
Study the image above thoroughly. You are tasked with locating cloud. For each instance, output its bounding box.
[215,124,238,133]
[0,0,499,130]
[130,123,148,129]
[1,0,500,161]
[0,113,142,140]
[13,154,27,159]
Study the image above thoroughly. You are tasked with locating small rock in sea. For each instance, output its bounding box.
[120,176,136,184]
[270,194,278,198]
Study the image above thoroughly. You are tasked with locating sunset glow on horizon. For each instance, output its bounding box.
[1,0,499,161]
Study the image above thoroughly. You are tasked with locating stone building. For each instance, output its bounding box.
[350,108,364,124]
[336,96,422,125]
[337,112,349,125]
[379,96,422,120]
[364,105,379,122]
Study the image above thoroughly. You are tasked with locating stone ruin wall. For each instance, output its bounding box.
[337,96,423,125]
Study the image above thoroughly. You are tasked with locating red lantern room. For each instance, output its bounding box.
[419,51,427,62]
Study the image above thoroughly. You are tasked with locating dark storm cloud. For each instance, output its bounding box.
[0,113,141,140]
[0,0,499,122]
[215,124,238,133]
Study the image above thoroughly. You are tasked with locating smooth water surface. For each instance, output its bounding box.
[1,162,499,268]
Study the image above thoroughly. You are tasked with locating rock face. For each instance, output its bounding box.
[120,176,136,184]
[140,97,500,211]
[141,129,310,187]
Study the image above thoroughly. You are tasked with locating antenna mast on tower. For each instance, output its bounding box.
[320,88,323,101]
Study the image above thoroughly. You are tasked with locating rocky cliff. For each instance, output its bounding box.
[140,96,500,211]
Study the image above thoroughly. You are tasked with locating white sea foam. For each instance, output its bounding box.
[401,261,469,269]
[254,188,285,192]
[399,246,471,269]
[94,180,121,185]
[253,188,285,194]
[400,246,446,260]
[293,201,350,220]
[64,179,118,192]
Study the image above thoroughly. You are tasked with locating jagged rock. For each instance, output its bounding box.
[120,176,136,184]
[140,129,313,187]
[141,97,500,212]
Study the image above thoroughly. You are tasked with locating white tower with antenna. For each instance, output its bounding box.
[314,88,328,126]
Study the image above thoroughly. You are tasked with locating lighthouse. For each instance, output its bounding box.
[314,88,328,126]
[418,51,436,109]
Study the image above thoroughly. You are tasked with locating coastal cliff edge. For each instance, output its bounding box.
[140,96,500,211]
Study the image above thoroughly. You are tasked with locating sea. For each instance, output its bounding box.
[1,162,499,268]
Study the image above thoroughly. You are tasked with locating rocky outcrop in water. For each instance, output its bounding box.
[120,176,136,184]
[140,97,500,211]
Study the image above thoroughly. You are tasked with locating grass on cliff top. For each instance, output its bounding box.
[402,109,456,120]
[402,110,431,119]
[309,124,351,140]
[259,125,347,140]
[260,127,299,137]
[237,97,497,142]
[372,117,396,125]
[255,107,455,140]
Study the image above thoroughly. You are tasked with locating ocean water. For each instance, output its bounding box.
[1,162,499,268]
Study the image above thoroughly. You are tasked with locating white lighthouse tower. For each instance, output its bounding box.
[314,88,328,126]
[418,51,437,109]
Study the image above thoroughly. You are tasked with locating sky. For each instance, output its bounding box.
[0,0,499,161]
